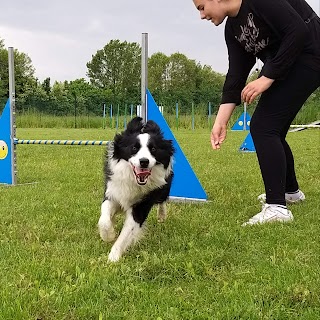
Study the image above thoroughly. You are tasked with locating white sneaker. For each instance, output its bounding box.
[257,190,305,205]
[285,190,305,204]
[242,204,293,226]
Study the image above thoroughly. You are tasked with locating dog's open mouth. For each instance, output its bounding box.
[132,166,151,185]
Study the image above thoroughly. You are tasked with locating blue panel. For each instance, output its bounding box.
[147,90,207,201]
[231,112,251,131]
[239,132,256,152]
[0,99,13,184]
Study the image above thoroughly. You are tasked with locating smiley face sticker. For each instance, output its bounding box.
[0,140,8,160]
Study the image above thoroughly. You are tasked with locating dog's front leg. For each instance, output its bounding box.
[98,199,118,242]
[157,202,167,222]
[108,210,142,262]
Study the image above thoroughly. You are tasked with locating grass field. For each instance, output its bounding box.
[1,128,320,319]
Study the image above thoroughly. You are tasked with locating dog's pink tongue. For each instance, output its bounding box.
[136,168,151,177]
[135,167,151,183]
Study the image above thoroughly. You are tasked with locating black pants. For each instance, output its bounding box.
[250,63,320,206]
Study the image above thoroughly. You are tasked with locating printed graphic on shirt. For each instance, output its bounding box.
[235,13,269,55]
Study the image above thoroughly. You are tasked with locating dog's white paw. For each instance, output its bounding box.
[98,223,116,242]
[108,247,122,262]
[157,215,166,223]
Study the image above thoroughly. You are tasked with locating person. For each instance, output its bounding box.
[193,0,320,225]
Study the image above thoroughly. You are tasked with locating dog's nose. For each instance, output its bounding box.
[139,158,149,168]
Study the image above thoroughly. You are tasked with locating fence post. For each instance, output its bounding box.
[130,104,133,119]
[208,102,212,128]
[175,102,179,130]
[102,103,106,129]
[124,105,127,128]
[192,102,195,130]
[116,104,120,130]
[110,104,113,128]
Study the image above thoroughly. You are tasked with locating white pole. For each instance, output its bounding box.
[141,33,148,122]
[8,47,17,185]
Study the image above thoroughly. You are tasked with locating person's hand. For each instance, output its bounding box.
[241,76,274,104]
[210,122,227,150]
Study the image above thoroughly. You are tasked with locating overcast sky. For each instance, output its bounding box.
[0,0,319,83]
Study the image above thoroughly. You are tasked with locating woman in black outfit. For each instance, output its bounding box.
[193,0,320,225]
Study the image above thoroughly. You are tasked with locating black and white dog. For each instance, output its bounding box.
[98,117,174,262]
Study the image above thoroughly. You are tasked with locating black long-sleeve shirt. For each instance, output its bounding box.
[222,0,320,105]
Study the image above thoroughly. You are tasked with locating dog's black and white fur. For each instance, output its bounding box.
[98,117,174,262]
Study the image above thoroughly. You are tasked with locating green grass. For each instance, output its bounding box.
[1,128,320,319]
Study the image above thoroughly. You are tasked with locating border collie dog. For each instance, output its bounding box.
[98,117,174,262]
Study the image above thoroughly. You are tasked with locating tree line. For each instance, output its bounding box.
[0,38,225,116]
[1,38,319,118]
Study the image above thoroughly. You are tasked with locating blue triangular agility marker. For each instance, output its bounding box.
[239,132,256,152]
[0,99,14,184]
[146,90,207,202]
[231,112,251,131]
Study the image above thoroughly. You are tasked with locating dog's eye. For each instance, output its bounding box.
[151,147,156,152]
[132,146,137,151]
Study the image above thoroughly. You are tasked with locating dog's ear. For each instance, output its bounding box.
[125,117,144,134]
[113,132,123,145]
[165,139,175,156]
[143,120,162,135]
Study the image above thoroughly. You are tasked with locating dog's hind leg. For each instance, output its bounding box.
[98,199,118,242]
[157,202,167,222]
[108,210,143,262]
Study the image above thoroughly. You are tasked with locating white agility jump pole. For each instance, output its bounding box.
[290,125,320,128]
[14,139,110,146]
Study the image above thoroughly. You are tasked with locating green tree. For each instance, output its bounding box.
[0,45,36,109]
[148,52,170,105]
[165,53,198,111]
[50,81,71,115]
[194,64,224,112]
[86,40,141,105]
[0,38,7,106]
[42,77,51,96]
[18,80,49,113]
[148,52,224,113]
[67,78,113,116]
